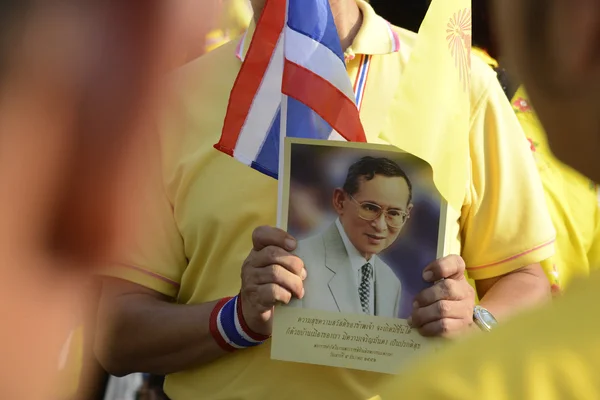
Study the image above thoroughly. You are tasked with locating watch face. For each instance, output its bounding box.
[475,306,497,330]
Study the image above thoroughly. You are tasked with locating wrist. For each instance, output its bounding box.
[238,293,272,337]
[209,294,270,352]
[472,305,498,332]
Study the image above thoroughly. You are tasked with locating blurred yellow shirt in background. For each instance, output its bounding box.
[377,271,600,400]
[473,47,600,292]
[511,86,600,291]
[206,0,252,53]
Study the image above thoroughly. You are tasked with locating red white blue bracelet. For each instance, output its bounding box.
[209,294,270,352]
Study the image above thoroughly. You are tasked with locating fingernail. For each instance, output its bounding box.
[301,268,307,280]
[407,316,413,327]
[423,270,433,281]
[285,238,296,250]
[300,287,305,298]
[412,301,419,309]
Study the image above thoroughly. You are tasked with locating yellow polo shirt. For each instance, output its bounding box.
[510,87,600,291]
[378,271,600,400]
[101,2,554,399]
[472,47,600,291]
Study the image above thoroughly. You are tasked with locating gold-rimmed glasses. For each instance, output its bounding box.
[347,194,410,228]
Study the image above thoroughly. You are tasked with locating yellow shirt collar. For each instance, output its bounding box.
[236,0,400,62]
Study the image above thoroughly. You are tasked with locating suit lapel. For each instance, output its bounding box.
[374,257,401,317]
[323,225,362,314]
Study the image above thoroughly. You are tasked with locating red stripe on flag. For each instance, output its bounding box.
[282,60,367,143]
[214,0,286,154]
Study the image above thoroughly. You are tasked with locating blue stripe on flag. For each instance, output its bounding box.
[253,96,334,178]
[286,97,333,140]
[286,0,344,62]
[253,108,282,176]
[251,162,278,179]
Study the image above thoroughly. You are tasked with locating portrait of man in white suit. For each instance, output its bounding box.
[288,156,413,318]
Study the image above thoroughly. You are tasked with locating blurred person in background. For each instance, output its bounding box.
[169,0,252,67]
[94,0,558,399]
[371,0,566,301]
[472,0,600,295]
[0,1,218,399]
[378,0,600,397]
[205,0,253,54]
[380,0,600,297]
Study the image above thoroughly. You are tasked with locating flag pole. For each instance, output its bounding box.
[276,0,289,230]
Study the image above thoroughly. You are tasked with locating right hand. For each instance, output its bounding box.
[240,226,306,336]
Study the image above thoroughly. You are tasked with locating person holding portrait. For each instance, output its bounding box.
[94,1,557,399]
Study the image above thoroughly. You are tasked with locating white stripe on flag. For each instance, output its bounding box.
[234,35,285,165]
[327,130,347,141]
[284,27,356,103]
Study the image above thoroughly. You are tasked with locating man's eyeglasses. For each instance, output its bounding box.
[347,194,410,228]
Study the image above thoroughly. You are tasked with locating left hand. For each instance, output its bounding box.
[408,255,476,338]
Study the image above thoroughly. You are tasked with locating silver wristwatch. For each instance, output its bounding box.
[473,305,498,332]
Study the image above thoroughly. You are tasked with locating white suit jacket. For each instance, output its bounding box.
[288,223,402,318]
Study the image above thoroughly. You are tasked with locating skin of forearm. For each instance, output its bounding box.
[95,287,229,376]
[476,263,551,322]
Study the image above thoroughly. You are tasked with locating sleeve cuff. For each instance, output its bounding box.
[466,239,556,281]
[97,264,180,298]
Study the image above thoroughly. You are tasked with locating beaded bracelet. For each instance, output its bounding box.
[209,294,270,352]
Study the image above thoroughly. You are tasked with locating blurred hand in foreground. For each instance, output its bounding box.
[0,1,219,398]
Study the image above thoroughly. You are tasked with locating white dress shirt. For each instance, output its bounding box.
[335,218,376,315]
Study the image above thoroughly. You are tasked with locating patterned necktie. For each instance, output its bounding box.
[359,263,373,314]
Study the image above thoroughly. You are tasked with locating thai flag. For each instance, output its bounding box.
[214,0,367,179]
